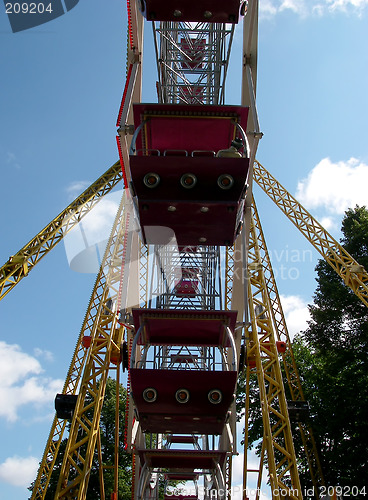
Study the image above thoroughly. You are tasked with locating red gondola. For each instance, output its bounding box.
[128,104,250,246]
[129,308,238,435]
[138,0,246,23]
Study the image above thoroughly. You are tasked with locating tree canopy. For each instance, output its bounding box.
[236,206,368,493]
[29,377,132,499]
[293,206,368,490]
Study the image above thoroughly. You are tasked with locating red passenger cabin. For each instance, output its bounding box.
[137,448,226,471]
[129,308,238,435]
[137,448,226,500]
[139,0,245,23]
[174,268,199,297]
[128,104,250,246]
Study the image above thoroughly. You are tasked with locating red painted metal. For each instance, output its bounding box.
[180,39,206,70]
[167,436,198,445]
[130,368,237,434]
[82,336,120,364]
[130,104,249,245]
[174,279,198,297]
[174,267,199,296]
[262,341,287,354]
[132,308,237,347]
[117,64,134,127]
[116,136,128,188]
[82,336,92,349]
[165,473,199,481]
[137,449,226,470]
[124,337,133,450]
[276,341,287,353]
[163,497,198,500]
[126,0,134,49]
[132,104,248,154]
[179,86,205,104]
[132,194,245,246]
[135,201,245,246]
[246,358,256,369]
[130,156,248,201]
[139,0,243,23]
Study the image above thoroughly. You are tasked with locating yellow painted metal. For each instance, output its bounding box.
[46,0,144,487]
[31,418,68,499]
[0,161,123,302]
[54,196,130,499]
[30,193,129,499]
[22,7,367,497]
[246,209,303,499]
[254,160,368,308]
[256,443,266,500]
[242,364,253,500]
[113,365,121,497]
[251,198,325,494]
[35,5,143,493]
[225,455,233,498]
[225,245,235,311]
[97,428,106,500]
[139,241,149,308]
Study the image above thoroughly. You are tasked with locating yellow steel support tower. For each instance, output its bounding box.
[244,206,302,499]
[0,161,123,302]
[254,160,368,307]
[250,199,325,493]
[53,192,136,499]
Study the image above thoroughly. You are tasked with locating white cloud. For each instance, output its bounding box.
[66,180,91,199]
[0,341,42,386]
[259,0,368,17]
[0,341,63,422]
[33,347,54,362]
[232,451,260,483]
[279,0,308,16]
[326,0,368,14]
[0,455,39,488]
[311,3,325,15]
[63,190,122,273]
[232,452,272,499]
[295,157,368,215]
[6,151,21,169]
[319,216,336,230]
[260,0,278,17]
[280,294,311,338]
[78,196,120,243]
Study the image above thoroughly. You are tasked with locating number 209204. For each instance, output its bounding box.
[5,2,53,14]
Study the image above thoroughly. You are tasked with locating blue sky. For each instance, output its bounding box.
[1,0,368,498]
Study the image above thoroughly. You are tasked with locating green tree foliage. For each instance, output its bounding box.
[235,371,262,447]
[29,377,132,499]
[236,206,368,492]
[293,206,368,490]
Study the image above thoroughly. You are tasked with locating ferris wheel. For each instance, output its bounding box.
[2,1,368,499]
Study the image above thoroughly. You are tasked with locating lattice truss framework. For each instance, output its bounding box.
[151,245,222,310]
[245,206,303,499]
[0,162,123,301]
[249,198,325,492]
[29,149,368,498]
[1,1,366,499]
[153,21,234,105]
